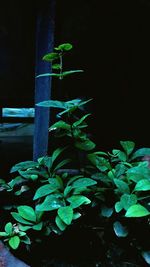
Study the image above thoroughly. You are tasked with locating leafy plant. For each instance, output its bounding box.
[1,43,150,266]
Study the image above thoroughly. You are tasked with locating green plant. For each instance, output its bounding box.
[1,43,150,266]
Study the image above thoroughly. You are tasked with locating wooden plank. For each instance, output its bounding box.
[33,0,56,161]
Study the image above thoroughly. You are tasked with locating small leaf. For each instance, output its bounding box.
[75,140,96,151]
[32,222,43,231]
[42,52,59,62]
[131,148,150,160]
[72,178,97,188]
[113,221,128,237]
[5,222,13,235]
[51,147,66,164]
[114,179,130,194]
[58,206,73,225]
[73,114,91,127]
[73,212,81,220]
[52,63,61,70]
[55,43,73,51]
[67,195,91,209]
[9,236,20,249]
[55,215,67,231]
[125,204,150,217]
[36,194,64,211]
[120,194,137,211]
[115,202,123,213]
[10,161,38,173]
[33,183,60,200]
[120,141,135,155]
[11,212,33,225]
[134,179,150,192]
[53,159,71,171]
[18,206,36,222]
[49,121,71,131]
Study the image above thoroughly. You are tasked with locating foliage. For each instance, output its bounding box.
[1,43,150,266]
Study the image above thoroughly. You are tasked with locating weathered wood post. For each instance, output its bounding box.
[33,0,56,161]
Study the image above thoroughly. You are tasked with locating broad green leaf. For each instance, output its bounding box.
[5,222,13,235]
[73,114,91,127]
[142,251,150,264]
[58,206,73,225]
[115,164,127,178]
[120,194,137,211]
[18,170,39,180]
[42,52,59,62]
[9,236,20,249]
[55,215,67,231]
[114,179,130,194]
[125,204,150,217]
[49,121,71,131]
[113,221,128,237]
[134,179,150,192]
[36,194,64,211]
[72,178,97,188]
[55,43,73,51]
[64,186,72,197]
[75,140,96,151]
[120,141,135,155]
[18,206,36,222]
[127,165,150,182]
[67,175,85,186]
[67,195,91,208]
[11,212,33,225]
[131,148,150,160]
[88,154,111,171]
[33,183,60,200]
[113,150,127,162]
[10,161,38,173]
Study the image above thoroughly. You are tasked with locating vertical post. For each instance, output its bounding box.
[33,0,55,161]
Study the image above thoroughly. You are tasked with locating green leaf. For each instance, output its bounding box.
[61,70,84,77]
[10,161,38,173]
[134,179,150,192]
[73,212,81,220]
[88,154,111,171]
[131,148,150,160]
[75,140,96,151]
[55,215,67,231]
[36,194,64,211]
[11,212,33,225]
[58,206,73,225]
[0,232,8,236]
[42,52,59,62]
[120,141,135,155]
[18,206,36,222]
[73,114,91,127]
[9,236,20,249]
[32,222,43,231]
[114,179,130,194]
[72,178,97,188]
[53,159,71,171]
[113,150,127,161]
[21,235,31,245]
[33,183,60,200]
[55,43,73,51]
[113,221,128,237]
[115,202,123,213]
[125,204,150,217]
[120,194,137,211]
[49,121,71,131]
[5,222,13,235]
[67,195,91,209]
[51,147,66,164]
[127,165,150,182]
[52,63,61,70]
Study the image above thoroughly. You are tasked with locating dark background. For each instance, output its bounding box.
[0,0,150,175]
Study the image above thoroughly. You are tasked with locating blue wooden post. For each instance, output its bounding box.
[33,0,55,161]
